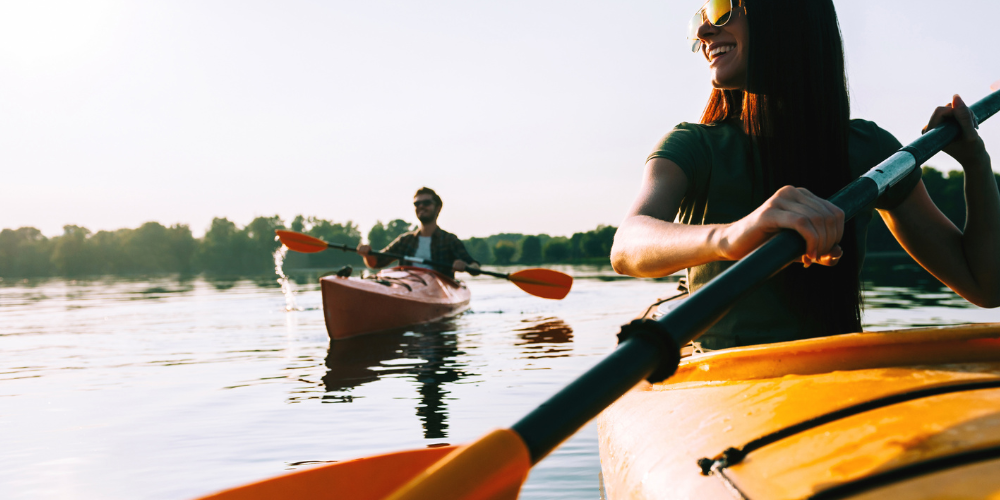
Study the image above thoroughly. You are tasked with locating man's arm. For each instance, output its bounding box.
[449,234,480,273]
[358,234,408,269]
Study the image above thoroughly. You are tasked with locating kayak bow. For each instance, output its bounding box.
[599,323,1000,499]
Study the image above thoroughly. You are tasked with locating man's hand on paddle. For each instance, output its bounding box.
[453,260,480,275]
[356,244,379,268]
[720,185,845,268]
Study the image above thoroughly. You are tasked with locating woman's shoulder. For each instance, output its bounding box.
[669,120,739,137]
[649,121,740,157]
[653,121,708,146]
[847,118,903,172]
[648,121,743,191]
[849,118,903,150]
[848,118,921,210]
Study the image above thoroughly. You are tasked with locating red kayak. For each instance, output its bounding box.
[320,266,471,340]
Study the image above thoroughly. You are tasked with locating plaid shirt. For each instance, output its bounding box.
[374,227,477,279]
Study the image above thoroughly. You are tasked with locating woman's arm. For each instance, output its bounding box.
[611,157,846,278]
[611,158,724,277]
[879,95,1000,308]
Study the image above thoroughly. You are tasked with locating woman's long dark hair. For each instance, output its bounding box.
[701,0,862,335]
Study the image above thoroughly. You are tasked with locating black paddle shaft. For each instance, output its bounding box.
[511,89,1000,464]
[326,242,501,278]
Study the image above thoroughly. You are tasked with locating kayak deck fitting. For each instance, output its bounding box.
[598,323,1000,500]
[321,266,471,340]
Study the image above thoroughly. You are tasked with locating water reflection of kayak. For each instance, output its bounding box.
[321,321,469,439]
[320,266,471,340]
[598,322,1000,499]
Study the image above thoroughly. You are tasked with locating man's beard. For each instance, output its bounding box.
[417,212,437,224]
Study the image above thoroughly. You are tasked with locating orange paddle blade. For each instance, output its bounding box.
[508,269,573,300]
[196,445,458,500]
[993,79,1000,92]
[275,230,329,254]
[386,429,531,500]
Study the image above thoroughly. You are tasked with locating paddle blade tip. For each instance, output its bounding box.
[992,79,1000,92]
[274,230,329,254]
[509,269,573,300]
[386,429,530,500]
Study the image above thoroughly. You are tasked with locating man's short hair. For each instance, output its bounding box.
[414,187,442,208]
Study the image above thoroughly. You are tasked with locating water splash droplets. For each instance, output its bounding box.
[274,245,302,312]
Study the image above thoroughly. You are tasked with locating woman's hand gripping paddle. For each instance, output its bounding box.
[275,230,573,300]
[201,89,1000,500]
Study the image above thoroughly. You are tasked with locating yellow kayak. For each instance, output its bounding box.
[598,323,1000,500]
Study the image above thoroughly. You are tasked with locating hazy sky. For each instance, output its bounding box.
[2,1,998,238]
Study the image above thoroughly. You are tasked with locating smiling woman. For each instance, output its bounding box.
[0,0,119,67]
[611,0,1000,349]
[687,0,748,89]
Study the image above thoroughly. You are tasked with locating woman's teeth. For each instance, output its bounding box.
[709,45,734,58]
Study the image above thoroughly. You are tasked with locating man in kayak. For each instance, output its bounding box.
[357,187,480,279]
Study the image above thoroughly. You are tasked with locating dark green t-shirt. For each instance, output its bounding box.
[648,119,921,348]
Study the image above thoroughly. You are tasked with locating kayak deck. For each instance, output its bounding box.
[321,266,471,340]
[598,323,1000,500]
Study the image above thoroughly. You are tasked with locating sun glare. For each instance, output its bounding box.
[0,0,118,68]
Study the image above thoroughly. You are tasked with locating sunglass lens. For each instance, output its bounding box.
[705,0,733,26]
[687,11,703,51]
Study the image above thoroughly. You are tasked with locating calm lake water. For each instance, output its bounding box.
[2,261,999,499]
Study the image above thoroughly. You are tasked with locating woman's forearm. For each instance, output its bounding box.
[610,215,727,278]
[960,153,1000,305]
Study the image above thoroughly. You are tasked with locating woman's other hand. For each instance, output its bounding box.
[720,186,845,267]
[881,93,999,307]
[923,94,990,168]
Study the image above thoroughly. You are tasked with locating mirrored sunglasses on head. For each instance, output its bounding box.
[688,0,735,53]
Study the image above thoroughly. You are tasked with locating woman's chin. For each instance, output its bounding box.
[710,72,745,91]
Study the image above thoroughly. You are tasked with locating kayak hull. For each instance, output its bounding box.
[321,266,470,340]
[598,323,1000,500]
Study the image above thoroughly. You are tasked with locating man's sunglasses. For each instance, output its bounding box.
[413,199,435,208]
[687,0,736,53]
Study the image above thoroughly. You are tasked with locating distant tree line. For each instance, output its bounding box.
[461,225,617,266]
[0,216,388,278]
[0,167,994,279]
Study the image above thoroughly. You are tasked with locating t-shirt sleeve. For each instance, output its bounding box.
[872,125,922,211]
[647,122,710,194]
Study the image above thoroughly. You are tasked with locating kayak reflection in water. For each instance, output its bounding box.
[514,317,575,360]
[610,0,1000,350]
[322,320,470,440]
[356,187,480,280]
